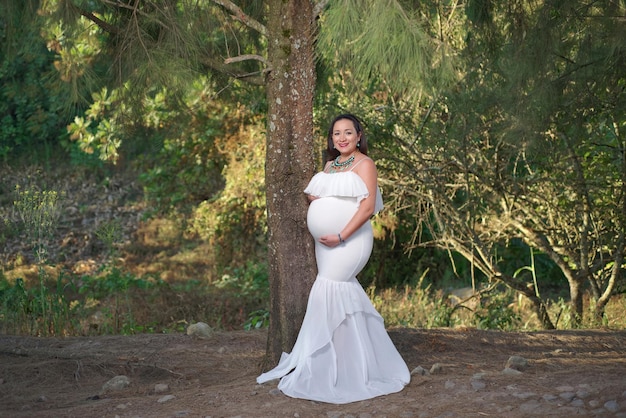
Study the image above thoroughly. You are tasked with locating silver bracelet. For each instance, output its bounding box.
[338,233,345,243]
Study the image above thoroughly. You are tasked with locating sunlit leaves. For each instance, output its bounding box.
[67,87,122,160]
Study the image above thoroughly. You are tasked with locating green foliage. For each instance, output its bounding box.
[215,262,269,299]
[0,273,80,336]
[95,219,123,258]
[506,240,567,296]
[244,309,270,330]
[13,186,64,263]
[2,262,324,334]
[80,267,159,299]
[474,292,521,331]
[318,0,459,96]
[65,86,174,164]
[551,297,572,329]
[428,300,457,328]
[190,112,267,273]
[0,27,70,161]
[137,80,234,213]
[66,87,124,162]
[78,267,161,334]
[368,271,457,328]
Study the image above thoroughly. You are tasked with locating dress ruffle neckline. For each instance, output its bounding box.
[304,171,384,215]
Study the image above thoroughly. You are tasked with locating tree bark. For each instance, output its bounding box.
[568,275,585,327]
[262,0,317,368]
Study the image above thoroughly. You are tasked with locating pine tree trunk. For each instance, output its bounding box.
[262,0,317,368]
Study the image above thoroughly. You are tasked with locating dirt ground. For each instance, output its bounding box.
[1,328,625,418]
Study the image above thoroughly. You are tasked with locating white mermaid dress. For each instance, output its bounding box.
[256,170,410,404]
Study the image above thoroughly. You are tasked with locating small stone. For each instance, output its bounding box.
[604,400,620,412]
[410,366,428,376]
[154,383,169,393]
[157,394,176,403]
[269,388,281,396]
[429,363,443,374]
[505,355,528,371]
[470,380,486,391]
[556,385,575,392]
[496,405,515,414]
[512,392,536,399]
[36,395,48,402]
[559,392,576,402]
[588,400,601,408]
[501,367,523,376]
[101,375,130,393]
[187,322,214,339]
[444,380,455,389]
[558,406,586,416]
[571,398,585,407]
[519,400,541,413]
[542,394,559,402]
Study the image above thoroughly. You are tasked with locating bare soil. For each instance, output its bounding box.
[1,327,625,417]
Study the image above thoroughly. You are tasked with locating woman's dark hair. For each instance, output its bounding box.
[326,113,368,160]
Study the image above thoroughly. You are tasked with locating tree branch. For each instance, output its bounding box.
[76,8,119,34]
[210,0,267,37]
[224,54,268,67]
[201,56,266,86]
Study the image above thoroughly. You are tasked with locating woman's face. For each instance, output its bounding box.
[332,119,360,156]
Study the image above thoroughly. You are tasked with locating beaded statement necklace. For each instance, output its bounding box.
[328,155,355,173]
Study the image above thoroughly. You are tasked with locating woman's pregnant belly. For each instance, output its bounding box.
[307,196,358,239]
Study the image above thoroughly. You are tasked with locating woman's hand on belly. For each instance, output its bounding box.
[319,233,342,247]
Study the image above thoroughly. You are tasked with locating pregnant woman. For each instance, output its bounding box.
[256,114,410,404]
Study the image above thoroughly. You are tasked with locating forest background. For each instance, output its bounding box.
[0,0,625,357]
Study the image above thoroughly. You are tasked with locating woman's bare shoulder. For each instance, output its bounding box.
[352,156,376,172]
